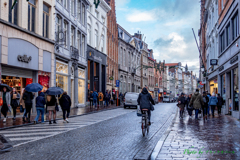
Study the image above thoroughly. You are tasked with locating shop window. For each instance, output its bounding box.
[56,74,68,92]
[28,0,36,32]
[56,61,68,74]
[232,13,239,41]
[233,68,239,111]
[43,4,50,38]
[78,79,85,104]
[221,74,226,105]
[9,0,18,25]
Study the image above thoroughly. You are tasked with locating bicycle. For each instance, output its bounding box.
[141,109,150,137]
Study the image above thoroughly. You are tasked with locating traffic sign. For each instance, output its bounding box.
[109,76,114,81]
[116,80,120,87]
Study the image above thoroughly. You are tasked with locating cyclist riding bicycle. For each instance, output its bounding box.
[137,87,155,125]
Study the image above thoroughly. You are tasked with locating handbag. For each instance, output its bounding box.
[55,103,59,112]
[20,105,24,113]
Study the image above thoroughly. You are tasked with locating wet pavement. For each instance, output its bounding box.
[0,104,122,129]
[156,109,240,160]
[0,103,176,160]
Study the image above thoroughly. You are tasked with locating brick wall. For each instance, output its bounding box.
[105,0,118,88]
[218,0,233,24]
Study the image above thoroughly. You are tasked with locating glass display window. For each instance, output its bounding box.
[78,79,85,104]
[233,68,239,111]
[56,74,68,92]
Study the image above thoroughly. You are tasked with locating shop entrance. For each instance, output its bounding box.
[209,79,218,95]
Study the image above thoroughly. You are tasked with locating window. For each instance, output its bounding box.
[43,4,50,38]
[87,24,91,44]
[226,24,230,46]
[232,13,239,40]
[82,4,85,24]
[220,32,225,53]
[77,31,81,55]
[95,30,98,48]
[63,0,67,9]
[102,17,105,24]
[9,0,18,25]
[56,16,62,33]
[101,35,104,52]
[71,26,75,47]
[71,0,75,15]
[63,21,68,48]
[95,10,99,19]
[28,0,36,32]
[82,35,85,57]
[78,0,81,22]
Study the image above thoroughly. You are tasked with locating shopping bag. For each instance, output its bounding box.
[137,105,142,117]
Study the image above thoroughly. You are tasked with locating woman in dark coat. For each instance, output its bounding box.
[23,91,34,123]
[177,93,186,118]
[59,92,71,123]
[11,88,20,120]
[186,94,193,117]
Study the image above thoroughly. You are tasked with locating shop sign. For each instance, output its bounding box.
[219,65,224,72]
[210,59,218,65]
[94,76,99,81]
[17,55,32,63]
[202,78,206,84]
[93,56,102,63]
[230,56,238,64]
[214,79,218,83]
[109,76,114,81]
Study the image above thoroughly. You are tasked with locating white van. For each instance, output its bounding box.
[163,95,170,103]
[124,92,139,109]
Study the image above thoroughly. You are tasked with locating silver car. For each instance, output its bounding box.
[124,92,139,109]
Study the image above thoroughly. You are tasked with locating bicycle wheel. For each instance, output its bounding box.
[142,114,146,137]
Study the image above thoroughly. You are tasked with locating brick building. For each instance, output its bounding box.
[105,0,118,92]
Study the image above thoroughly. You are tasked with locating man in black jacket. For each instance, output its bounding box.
[217,93,224,115]
[137,87,155,125]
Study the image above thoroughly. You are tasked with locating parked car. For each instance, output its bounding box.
[124,92,139,109]
[163,95,170,103]
[154,97,159,104]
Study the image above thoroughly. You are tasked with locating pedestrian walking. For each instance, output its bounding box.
[10,88,20,120]
[217,93,223,115]
[89,91,93,108]
[34,92,46,124]
[46,95,57,124]
[189,89,204,120]
[23,90,34,123]
[59,92,71,123]
[202,92,209,120]
[98,92,104,108]
[104,91,109,107]
[209,93,218,118]
[20,89,26,122]
[206,91,211,116]
[92,90,98,109]
[177,93,186,118]
[0,87,11,123]
[108,91,112,105]
[186,94,193,117]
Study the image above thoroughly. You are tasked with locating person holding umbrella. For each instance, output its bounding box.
[59,91,71,123]
[46,87,64,124]
[23,91,34,123]
[0,86,11,123]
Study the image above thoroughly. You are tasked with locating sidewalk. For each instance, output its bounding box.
[0,104,122,130]
[156,109,240,160]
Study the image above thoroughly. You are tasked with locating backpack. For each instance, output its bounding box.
[203,96,207,103]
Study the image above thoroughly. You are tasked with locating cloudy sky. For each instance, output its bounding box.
[115,0,200,76]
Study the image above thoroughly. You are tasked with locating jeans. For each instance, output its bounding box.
[93,99,97,107]
[23,108,26,118]
[34,107,44,122]
[62,108,70,120]
[211,105,215,117]
[187,109,192,116]
[207,105,210,115]
[195,109,199,119]
[104,100,109,107]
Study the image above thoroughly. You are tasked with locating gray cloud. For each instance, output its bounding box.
[154,38,173,48]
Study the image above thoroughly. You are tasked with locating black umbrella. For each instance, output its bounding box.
[46,87,64,95]
[0,84,12,92]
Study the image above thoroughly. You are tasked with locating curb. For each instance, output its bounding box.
[0,106,123,131]
[149,107,179,160]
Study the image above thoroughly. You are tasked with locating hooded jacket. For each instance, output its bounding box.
[59,94,71,110]
[177,96,186,109]
[36,92,46,108]
[98,92,104,101]
[137,88,155,110]
[189,92,204,109]
[92,91,98,100]
[23,91,34,104]
[209,96,218,106]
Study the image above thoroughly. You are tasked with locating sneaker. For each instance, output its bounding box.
[66,119,69,123]
[3,118,6,123]
[63,120,66,123]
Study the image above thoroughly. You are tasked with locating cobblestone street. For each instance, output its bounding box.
[0,103,176,160]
